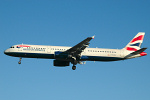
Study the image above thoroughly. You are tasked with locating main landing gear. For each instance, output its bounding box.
[72,65,76,70]
[71,57,77,70]
[18,58,22,64]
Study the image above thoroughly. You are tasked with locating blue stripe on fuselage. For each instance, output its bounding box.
[5,52,123,61]
[5,52,54,59]
[81,56,123,61]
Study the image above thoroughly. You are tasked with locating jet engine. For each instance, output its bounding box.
[53,60,70,67]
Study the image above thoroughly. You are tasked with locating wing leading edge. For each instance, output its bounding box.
[65,36,95,56]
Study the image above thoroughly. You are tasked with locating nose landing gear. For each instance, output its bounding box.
[18,58,22,64]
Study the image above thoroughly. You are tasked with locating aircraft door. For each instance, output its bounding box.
[47,46,51,53]
[18,46,23,51]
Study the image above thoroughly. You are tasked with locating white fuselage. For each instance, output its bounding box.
[4,44,141,62]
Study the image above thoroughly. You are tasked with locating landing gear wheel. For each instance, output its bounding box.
[72,66,76,70]
[18,58,22,64]
[18,61,21,64]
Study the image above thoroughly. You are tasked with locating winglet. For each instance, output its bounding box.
[92,35,95,39]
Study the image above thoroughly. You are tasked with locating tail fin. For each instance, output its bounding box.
[124,32,145,51]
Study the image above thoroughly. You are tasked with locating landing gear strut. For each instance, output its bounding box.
[71,57,77,70]
[72,65,76,70]
[18,58,22,64]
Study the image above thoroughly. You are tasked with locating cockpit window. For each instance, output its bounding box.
[10,46,15,48]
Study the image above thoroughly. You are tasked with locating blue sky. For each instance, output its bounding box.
[0,0,150,100]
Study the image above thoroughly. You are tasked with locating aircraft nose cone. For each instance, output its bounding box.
[4,49,9,55]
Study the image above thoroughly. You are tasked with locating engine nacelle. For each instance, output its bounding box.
[53,60,70,67]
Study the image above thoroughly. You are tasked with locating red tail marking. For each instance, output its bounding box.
[131,35,144,43]
[126,47,137,51]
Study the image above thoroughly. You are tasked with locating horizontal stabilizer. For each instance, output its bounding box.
[125,48,147,58]
[130,48,147,55]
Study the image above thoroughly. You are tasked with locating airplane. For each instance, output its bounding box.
[4,32,147,70]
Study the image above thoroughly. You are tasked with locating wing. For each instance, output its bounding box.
[65,36,95,56]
